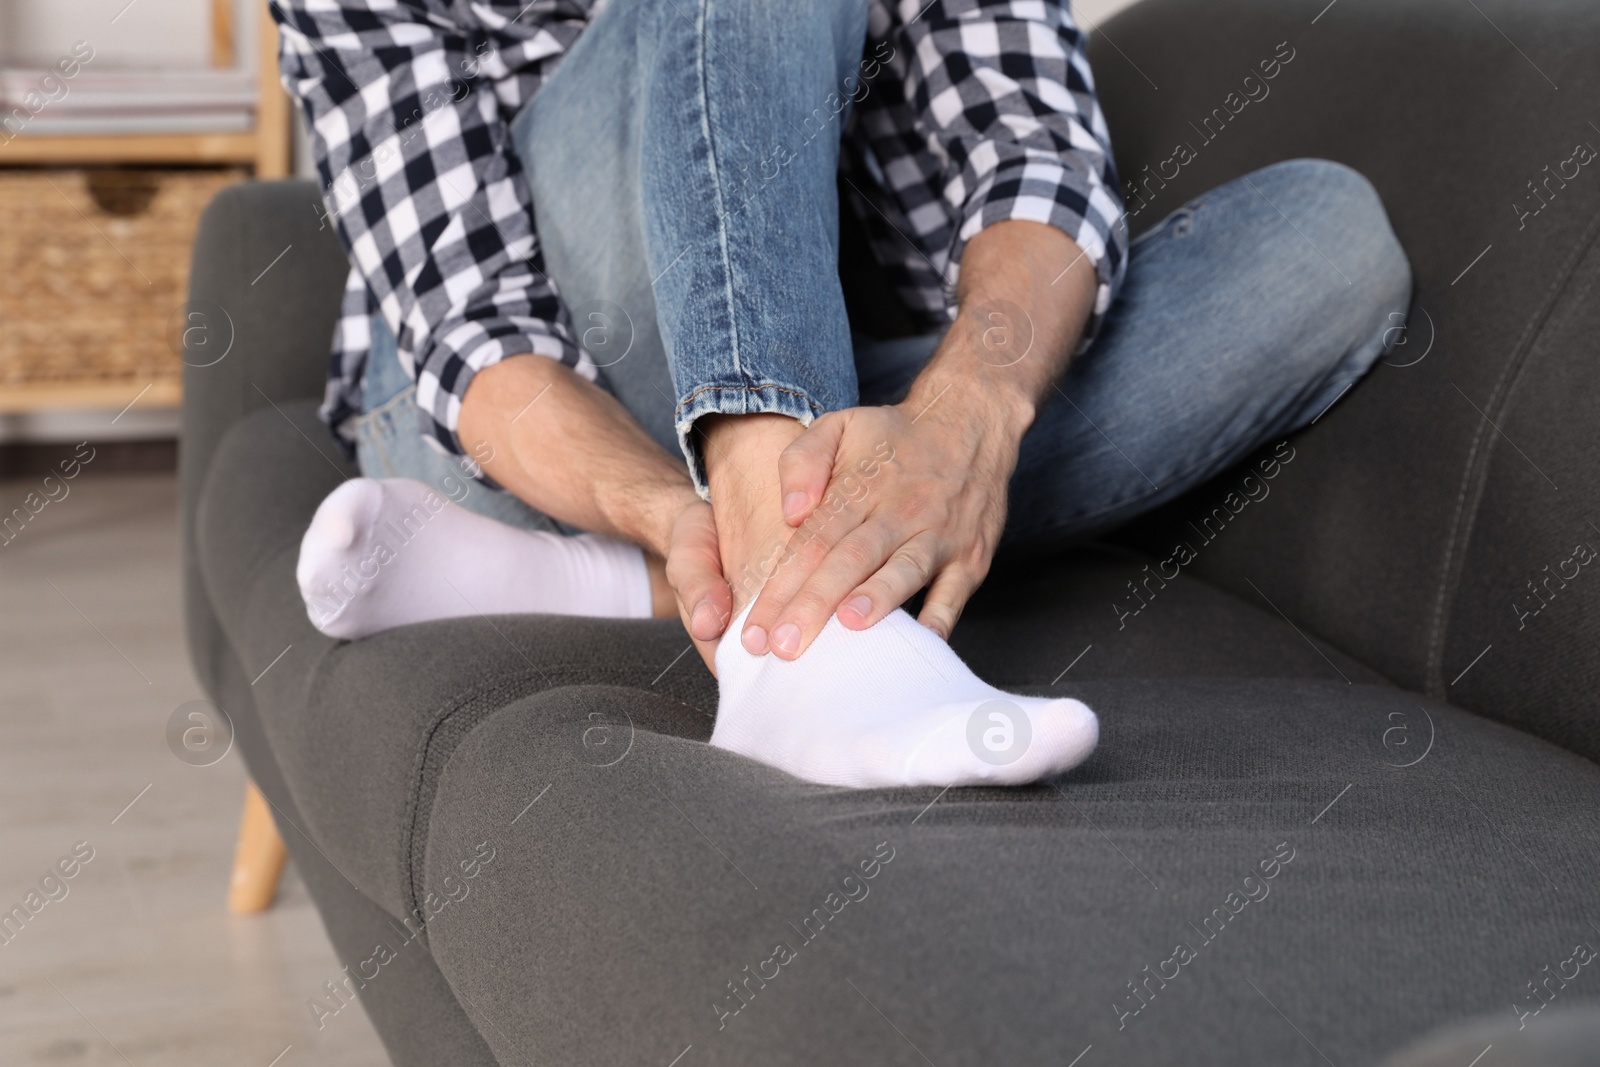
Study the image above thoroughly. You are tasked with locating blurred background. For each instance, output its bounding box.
[0,0,1138,1063]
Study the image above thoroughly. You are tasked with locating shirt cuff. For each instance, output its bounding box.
[949,155,1128,354]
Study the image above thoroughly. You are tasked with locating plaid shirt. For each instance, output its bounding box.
[274,0,1127,464]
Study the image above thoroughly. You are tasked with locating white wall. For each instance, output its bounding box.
[1074,0,1145,28]
[2,0,1144,71]
[2,0,223,70]
[2,0,1141,176]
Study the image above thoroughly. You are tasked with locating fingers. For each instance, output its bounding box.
[835,535,940,630]
[769,529,938,657]
[739,481,872,654]
[665,503,732,642]
[916,560,984,640]
[777,412,846,526]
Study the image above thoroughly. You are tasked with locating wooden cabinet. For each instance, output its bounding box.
[0,0,292,414]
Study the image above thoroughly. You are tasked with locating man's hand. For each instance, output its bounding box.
[738,220,1100,658]
[737,387,1027,657]
[666,499,735,645]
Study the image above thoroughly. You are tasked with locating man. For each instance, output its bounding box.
[279,0,1411,789]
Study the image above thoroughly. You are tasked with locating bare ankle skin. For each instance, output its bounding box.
[698,412,806,640]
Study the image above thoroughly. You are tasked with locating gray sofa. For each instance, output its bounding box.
[182,0,1600,1063]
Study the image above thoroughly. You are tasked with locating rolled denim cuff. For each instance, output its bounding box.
[674,381,824,500]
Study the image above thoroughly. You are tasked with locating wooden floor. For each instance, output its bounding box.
[0,472,388,1066]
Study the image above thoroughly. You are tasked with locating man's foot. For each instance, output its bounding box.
[296,478,654,639]
[697,413,1096,787]
[710,601,1098,787]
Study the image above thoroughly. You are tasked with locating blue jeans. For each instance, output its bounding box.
[357,0,1411,549]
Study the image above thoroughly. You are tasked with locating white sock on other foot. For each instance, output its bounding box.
[296,478,653,639]
[710,603,1098,788]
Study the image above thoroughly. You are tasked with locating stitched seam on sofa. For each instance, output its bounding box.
[400,672,610,932]
[1422,203,1600,699]
[403,671,710,927]
[399,667,710,927]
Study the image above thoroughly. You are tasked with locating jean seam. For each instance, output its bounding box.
[1130,201,1202,250]
[673,381,822,420]
[695,0,744,383]
[674,383,821,500]
[359,382,418,424]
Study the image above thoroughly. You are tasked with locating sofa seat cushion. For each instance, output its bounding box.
[953,545,1390,688]
[422,676,1600,1067]
[197,403,1398,923]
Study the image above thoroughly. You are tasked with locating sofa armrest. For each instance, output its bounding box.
[180,179,352,701]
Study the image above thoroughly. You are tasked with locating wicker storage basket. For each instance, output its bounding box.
[0,167,248,397]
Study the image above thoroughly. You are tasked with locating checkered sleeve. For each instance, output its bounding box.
[317,267,377,458]
[896,0,1128,348]
[274,0,595,459]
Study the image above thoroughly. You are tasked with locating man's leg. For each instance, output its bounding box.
[1000,158,1413,546]
[514,0,865,638]
[516,0,864,479]
[500,0,868,656]
[297,317,664,638]
[301,0,870,647]
[513,0,1098,788]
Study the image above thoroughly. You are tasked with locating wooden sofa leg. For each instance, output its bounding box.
[228,780,288,914]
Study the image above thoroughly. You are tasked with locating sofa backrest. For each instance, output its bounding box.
[1092,0,1600,760]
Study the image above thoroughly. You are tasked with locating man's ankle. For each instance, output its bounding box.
[699,413,804,494]
[697,413,805,609]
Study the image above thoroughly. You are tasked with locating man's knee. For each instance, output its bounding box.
[1258,159,1411,308]
[1244,159,1412,368]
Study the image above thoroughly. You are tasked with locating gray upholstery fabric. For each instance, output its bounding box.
[953,548,1388,688]
[196,402,1385,924]
[193,399,1600,1067]
[1095,0,1600,759]
[1440,242,1600,763]
[213,642,499,1067]
[178,0,1600,1063]
[198,403,715,919]
[421,680,1600,1067]
[181,190,500,1066]
[181,179,351,702]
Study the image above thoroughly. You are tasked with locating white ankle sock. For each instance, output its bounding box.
[710,603,1098,788]
[296,478,653,639]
